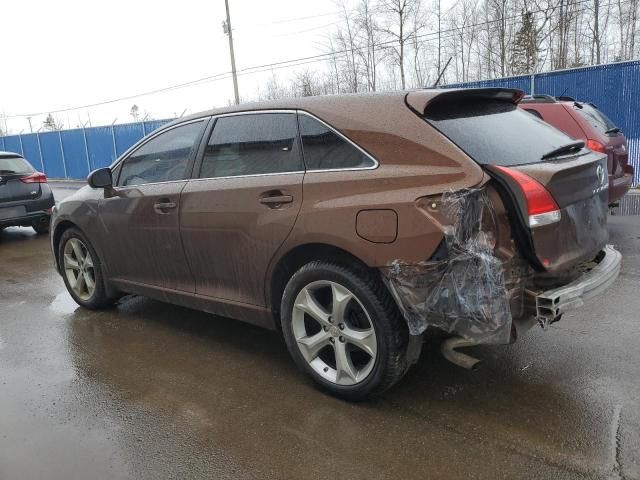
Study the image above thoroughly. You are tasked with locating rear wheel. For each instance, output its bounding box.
[58,227,115,309]
[281,261,409,400]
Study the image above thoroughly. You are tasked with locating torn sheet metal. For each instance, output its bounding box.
[383,188,514,345]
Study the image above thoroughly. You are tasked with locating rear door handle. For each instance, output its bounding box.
[153,201,177,214]
[259,195,293,208]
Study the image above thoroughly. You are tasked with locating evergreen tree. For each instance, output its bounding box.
[510,11,539,75]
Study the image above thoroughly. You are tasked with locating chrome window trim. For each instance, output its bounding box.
[189,170,305,183]
[112,179,191,191]
[297,110,380,172]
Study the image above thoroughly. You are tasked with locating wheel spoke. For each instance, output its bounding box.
[295,288,330,326]
[334,341,358,384]
[74,271,86,295]
[331,283,353,322]
[64,254,80,270]
[297,330,331,362]
[344,328,377,358]
[70,239,85,262]
[84,255,94,268]
[84,270,96,292]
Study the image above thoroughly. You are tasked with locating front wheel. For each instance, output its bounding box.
[58,227,115,309]
[281,261,409,400]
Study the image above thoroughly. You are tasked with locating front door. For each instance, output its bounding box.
[180,112,304,306]
[98,120,206,292]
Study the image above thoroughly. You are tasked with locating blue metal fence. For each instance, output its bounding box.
[447,60,640,186]
[0,119,171,179]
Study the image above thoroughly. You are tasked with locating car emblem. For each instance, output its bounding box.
[596,164,606,186]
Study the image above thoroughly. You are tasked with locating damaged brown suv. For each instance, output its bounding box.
[51,88,621,400]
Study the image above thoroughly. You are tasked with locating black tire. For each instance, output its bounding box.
[58,227,116,309]
[281,260,409,401]
[32,219,50,234]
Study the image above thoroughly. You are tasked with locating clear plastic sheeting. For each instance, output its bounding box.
[382,188,513,345]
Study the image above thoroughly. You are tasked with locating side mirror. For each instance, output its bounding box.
[87,168,113,189]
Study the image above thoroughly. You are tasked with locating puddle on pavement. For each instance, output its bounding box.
[611,193,640,215]
[48,291,80,315]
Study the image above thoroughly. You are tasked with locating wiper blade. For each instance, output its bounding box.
[605,127,620,134]
[0,169,17,174]
[541,141,585,160]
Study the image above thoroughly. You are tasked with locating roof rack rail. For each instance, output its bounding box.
[520,94,557,103]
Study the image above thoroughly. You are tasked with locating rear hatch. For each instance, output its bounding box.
[0,154,42,204]
[411,89,609,274]
[569,102,631,180]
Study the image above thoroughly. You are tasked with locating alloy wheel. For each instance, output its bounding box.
[291,280,378,386]
[63,238,96,301]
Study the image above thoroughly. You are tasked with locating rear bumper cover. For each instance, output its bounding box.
[609,172,633,204]
[533,245,621,325]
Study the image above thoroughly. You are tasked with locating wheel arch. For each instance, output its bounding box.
[267,243,376,331]
[52,220,79,272]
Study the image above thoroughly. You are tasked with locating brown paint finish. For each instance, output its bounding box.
[180,173,304,306]
[356,210,398,243]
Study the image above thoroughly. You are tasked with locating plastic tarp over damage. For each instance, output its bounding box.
[382,188,514,344]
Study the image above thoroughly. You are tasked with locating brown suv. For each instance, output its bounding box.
[51,88,621,400]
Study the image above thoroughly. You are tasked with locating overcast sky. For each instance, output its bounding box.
[0,0,345,133]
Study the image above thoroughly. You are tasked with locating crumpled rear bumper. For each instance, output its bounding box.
[532,245,621,326]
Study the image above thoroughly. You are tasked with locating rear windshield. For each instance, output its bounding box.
[423,99,577,166]
[573,103,618,136]
[0,156,34,174]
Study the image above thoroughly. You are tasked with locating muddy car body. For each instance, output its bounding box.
[51,88,621,399]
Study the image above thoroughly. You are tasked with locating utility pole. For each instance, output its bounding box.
[27,116,33,133]
[223,0,240,105]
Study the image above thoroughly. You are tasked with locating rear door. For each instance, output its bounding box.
[98,119,206,292]
[180,112,304,306]
[420,91,609,272]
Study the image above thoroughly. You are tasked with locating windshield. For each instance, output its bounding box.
[573,103,619,135]
[0,156,34,174]
[423,99,578,166]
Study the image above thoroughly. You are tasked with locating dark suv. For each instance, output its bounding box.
[520,95,634,204]
[0,152,54,234]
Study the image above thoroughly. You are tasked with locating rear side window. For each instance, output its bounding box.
[298,114,374,170]
[424,99,576,166]
[573,103,618,135]
[0,156,34,174]
[118,121,204,186]
[200,113,302,178]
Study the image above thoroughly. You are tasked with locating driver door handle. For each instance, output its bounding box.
[259,195,293,208]
[153,200,177,214]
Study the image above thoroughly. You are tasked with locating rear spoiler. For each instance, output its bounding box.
[405,88,526,115]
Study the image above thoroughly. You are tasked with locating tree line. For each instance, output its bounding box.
[260,0,639,98]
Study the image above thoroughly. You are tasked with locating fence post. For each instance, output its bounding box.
[58,130,68,179]
[142,121,146,137]
[530,73,535,95]
[36,132,45,174]
[18,134,25,156]
[82,127,92,174]
[111,125,117,163]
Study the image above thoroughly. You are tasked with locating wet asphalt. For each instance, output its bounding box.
[1,188,639,480]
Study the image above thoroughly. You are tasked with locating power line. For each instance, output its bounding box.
[6,0,633,118]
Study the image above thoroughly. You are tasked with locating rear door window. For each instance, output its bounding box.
[117,121,204,187]
[423,99,577,166]
[199,113,302,178]
[298,114,375,170]
[0,156,34,174]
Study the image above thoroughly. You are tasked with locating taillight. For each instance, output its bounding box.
[20,172,47,184]
[586,139,607,154]
[492,165,561,228]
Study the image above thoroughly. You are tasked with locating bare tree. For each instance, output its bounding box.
[379,0,421,89]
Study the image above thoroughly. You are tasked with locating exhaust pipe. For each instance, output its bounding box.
[440,336,481,370]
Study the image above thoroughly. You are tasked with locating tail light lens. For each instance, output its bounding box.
[492,165,561,228]
[586,139,607,154]
[20,172,47,184]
